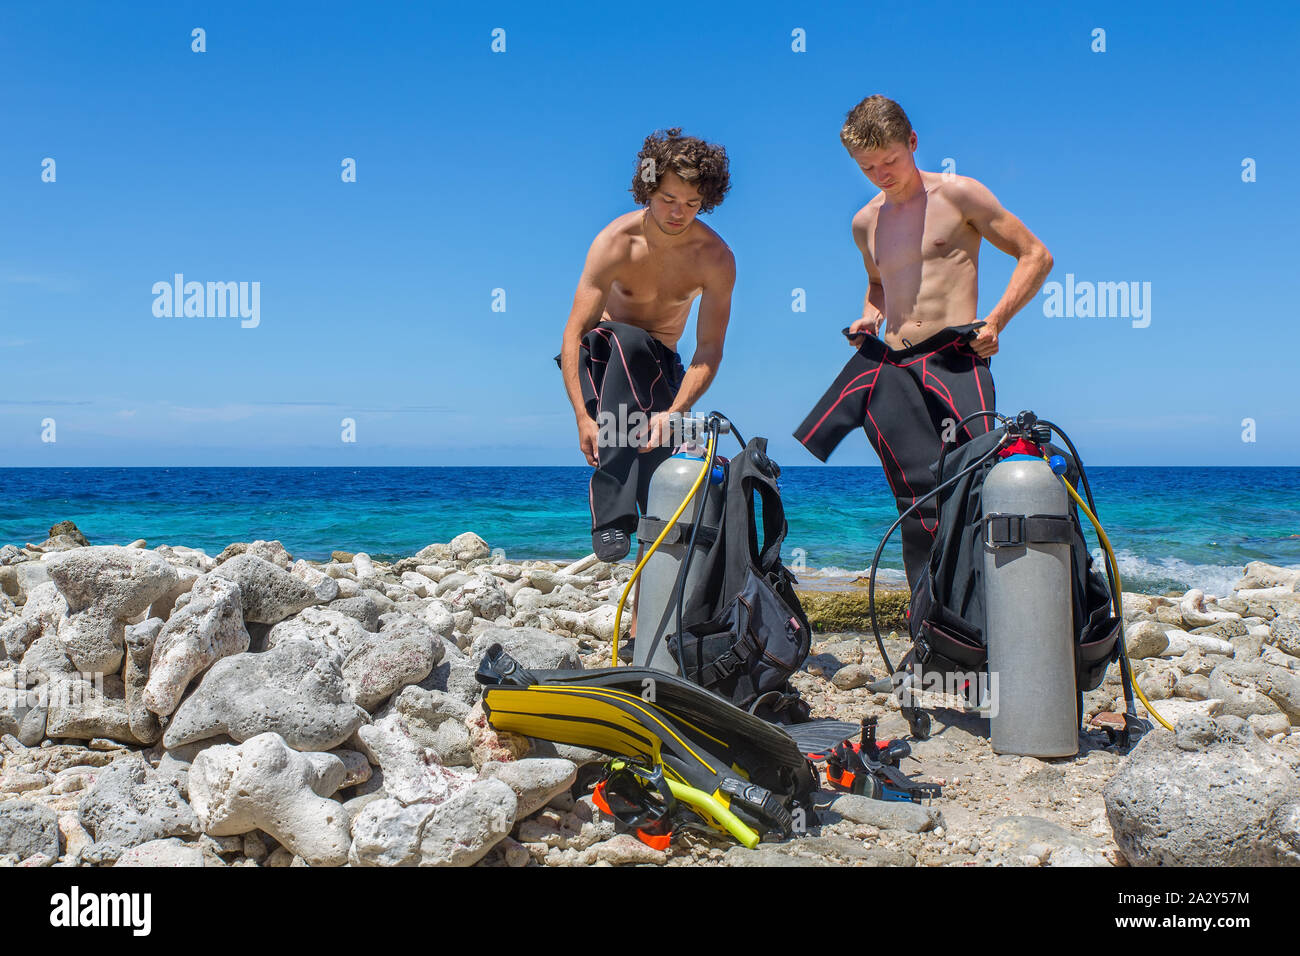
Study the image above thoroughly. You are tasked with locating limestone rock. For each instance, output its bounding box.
[55,611,127,677]
[215,539,293,569]
[479,758,577,818]
[342,615,442,712]
[448,533,491,563]
[828,793,941,833]
[348,777,516,867]
[265,606,371,655]
[162,641,368,751]
[356,712,476,805]
[189,733,351,867]
[0,801,61,860]
[466,699,531,770]
[1269,618,1300,658]
[374,685,473,766]
[144,574,249,716]
[45,677,143,744]
[1209,660,1300,722]
[1105,714,1300,865]
[1233,562,1300,592]
[290,559,341,603]
[987,815,1109,867]
[328,596,381,632]
[77,757,199,858]
[211,554,322,624]
[1124,620,1171,659]
[113,837,207,867]
[46,545,178,619]
[468,627,582,670]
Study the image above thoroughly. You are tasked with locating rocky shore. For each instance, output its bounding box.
[1,521,1298,867]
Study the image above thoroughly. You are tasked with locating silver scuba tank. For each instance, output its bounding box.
[632,425,726,672]
[981,453,1078,757]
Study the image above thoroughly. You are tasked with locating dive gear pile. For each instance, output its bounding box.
[624,413,815,723]
[475,643,860,849]
[867,409,1163,752]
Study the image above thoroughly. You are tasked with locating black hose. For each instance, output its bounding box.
[674,417,720,683]
[934,411,1011,530]
[868,431,1012,675]
[1038,419,1098,516]
[638,415,722,677]
[1041,419,1137,720]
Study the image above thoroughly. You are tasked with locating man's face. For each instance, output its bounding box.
[849,132,918,192]
[647,170,703,235]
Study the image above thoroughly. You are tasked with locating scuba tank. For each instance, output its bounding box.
[632,424,726,672]
[981,444,1078,757]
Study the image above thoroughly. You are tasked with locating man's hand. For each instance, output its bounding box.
[577,415,600,467]
[638,411,676,454]
[970,322,999,358]
[847,314,882,346]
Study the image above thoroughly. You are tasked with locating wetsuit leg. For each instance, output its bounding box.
[558,322,685,534]
[793,323,995,590]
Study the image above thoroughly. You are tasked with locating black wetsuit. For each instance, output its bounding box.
[793,322,996,590]
[557,321,686,535]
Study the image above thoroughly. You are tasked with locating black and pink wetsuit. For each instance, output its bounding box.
[557,321,686,536]
[793,322,996,590]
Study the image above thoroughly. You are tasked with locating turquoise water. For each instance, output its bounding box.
[1,466,1297,597]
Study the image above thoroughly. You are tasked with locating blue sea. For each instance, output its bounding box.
[1,467,1297,597]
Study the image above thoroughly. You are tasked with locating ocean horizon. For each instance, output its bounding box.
[3,465,1298,599]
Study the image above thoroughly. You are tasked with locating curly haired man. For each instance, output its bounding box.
[558,128,736,562]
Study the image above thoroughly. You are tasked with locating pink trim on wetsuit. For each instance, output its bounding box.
[799,365,883,443]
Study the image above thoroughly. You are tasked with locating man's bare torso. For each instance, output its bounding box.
[599,210,729,352]
[859,171,981,350]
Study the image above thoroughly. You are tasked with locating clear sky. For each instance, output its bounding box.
[2,1,1297,467]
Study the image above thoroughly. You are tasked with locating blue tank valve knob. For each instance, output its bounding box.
[1048,455,1067,476]
[710,465,725,484]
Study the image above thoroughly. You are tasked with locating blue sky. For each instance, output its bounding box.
[2,1,1297,466]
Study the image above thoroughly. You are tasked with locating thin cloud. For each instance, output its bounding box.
[0,399,94,406]
[0,273,81,293]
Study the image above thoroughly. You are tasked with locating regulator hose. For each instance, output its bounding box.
[1039,421,1138,722]
[868,427,1012,676]
[611,429,717,667]
[1050,464,1172,732]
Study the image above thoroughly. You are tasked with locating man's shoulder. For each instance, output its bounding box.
[851,195,884,228]
[588,211,644,262]
[594,210,644,243]
[691,221,735,271]
[928,172,996,213]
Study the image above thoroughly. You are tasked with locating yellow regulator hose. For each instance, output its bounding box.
[611,431,717,667]
[1051,461,1173,732]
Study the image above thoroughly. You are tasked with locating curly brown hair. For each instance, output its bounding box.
[630,128,730,213]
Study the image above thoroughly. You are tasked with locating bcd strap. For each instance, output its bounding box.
[637,516,720,549]
[982,513,1073,549]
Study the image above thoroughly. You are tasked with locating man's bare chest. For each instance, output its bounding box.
[870,201,979,276]
[611,251,705,307]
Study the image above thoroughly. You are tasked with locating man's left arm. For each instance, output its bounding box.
[643,247,735,450]
[955,177,1053,357]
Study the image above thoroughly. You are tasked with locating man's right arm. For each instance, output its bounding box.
[561,234,616,465]
[848,207,886,342]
